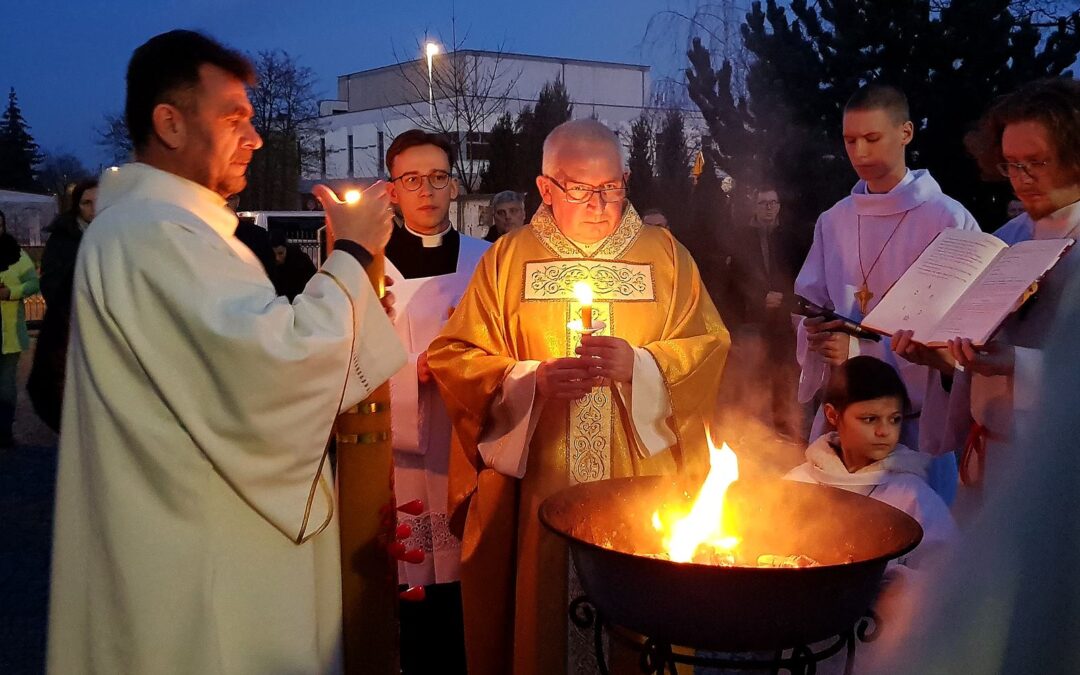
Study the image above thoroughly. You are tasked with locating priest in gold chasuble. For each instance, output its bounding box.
[428,120,730,675]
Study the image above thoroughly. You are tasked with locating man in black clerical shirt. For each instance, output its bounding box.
[383,129,489,675]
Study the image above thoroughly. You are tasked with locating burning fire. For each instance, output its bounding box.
[652,433,741,564]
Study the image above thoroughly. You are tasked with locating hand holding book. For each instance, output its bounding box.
[861,229,1072,347]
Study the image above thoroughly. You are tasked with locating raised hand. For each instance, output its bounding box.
[311,182,394,254]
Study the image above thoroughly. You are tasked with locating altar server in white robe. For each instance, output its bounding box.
[46,31,405,675]
[795,83,978,500]
[893,78,1080,492]
[381,129,488,675]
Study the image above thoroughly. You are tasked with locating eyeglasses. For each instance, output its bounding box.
[543,175,626,204]
[756,200,780,207]
[996,160,1051,179]
[391,170,452,191]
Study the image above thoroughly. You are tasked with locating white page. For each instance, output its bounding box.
[928,238,1072,345]
[862,229,1006,341]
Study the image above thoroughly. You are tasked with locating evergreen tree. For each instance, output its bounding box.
[626,113,656,212]
[0,88,44,192]
[515,78,573,212]
[479,112,518,194]
[688,141,734,314]
[687,0,1080,232]
[654,109,692,230]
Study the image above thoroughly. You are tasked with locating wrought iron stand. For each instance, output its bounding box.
[569,595,881,675]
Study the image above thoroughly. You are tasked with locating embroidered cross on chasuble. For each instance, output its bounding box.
[525,207,656,484]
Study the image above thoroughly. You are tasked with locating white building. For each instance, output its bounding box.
[307,49,707,185]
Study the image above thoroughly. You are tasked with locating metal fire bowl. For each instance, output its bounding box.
[539,476,922,652]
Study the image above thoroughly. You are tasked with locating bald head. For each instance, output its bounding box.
[542,119,624,176]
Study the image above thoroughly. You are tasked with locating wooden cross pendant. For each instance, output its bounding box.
[855,284,874,316]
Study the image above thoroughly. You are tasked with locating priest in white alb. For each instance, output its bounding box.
[46,31,405,675]
[428,119,730,675]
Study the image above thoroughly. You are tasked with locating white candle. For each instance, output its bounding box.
[573,281,593,330]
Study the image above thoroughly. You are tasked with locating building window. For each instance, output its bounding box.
[465,131,491,162]
[347,133,354,178]
[377,131,386,178]
[320,137,327,178]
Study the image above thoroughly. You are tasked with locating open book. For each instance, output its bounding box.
[861,228,1073,346]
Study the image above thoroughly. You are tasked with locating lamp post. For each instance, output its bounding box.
[425,42,439,122]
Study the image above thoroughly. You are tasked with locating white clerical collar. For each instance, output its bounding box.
[404,221,450,248]
[1034,199,1080,240]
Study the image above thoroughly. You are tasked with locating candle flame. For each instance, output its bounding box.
[344,189,361,204]
[573,281,593,307]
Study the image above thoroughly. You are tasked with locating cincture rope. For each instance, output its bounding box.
[959,421,988,487]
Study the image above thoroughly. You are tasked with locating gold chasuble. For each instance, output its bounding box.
[428,205,729,675]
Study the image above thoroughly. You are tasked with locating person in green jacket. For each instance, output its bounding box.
[0,209,40,446]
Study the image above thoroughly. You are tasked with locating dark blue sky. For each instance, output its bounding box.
[3,0,694,171]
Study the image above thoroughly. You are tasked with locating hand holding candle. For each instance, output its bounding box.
[575,335,635,383]
[311,181,394,254]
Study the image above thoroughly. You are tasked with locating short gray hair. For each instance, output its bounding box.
[542,119,625,176]
[491,190,524,208]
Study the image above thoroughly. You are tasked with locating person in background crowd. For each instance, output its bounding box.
[1006,198,1026,221]
[721,186,804,438]
[484,190,526,242]
[27,178,97,432]
[640,208,669,229]
[268,229,318,301]
[227,193,275,274]
[0,208,40,446]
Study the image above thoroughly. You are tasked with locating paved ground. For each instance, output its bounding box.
[0,339,60,675]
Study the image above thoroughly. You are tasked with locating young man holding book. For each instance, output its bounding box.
[794,83,979,499]
[892,78,1080,487]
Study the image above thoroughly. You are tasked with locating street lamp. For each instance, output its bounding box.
[425,42,440,122]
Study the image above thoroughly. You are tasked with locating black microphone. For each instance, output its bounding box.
[790,295,882,342]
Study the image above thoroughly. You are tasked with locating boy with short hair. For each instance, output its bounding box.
[786,356,957,569]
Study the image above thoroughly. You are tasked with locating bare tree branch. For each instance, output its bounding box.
[388,36,522,192]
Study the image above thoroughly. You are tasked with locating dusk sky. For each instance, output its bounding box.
[3,0,704,171]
